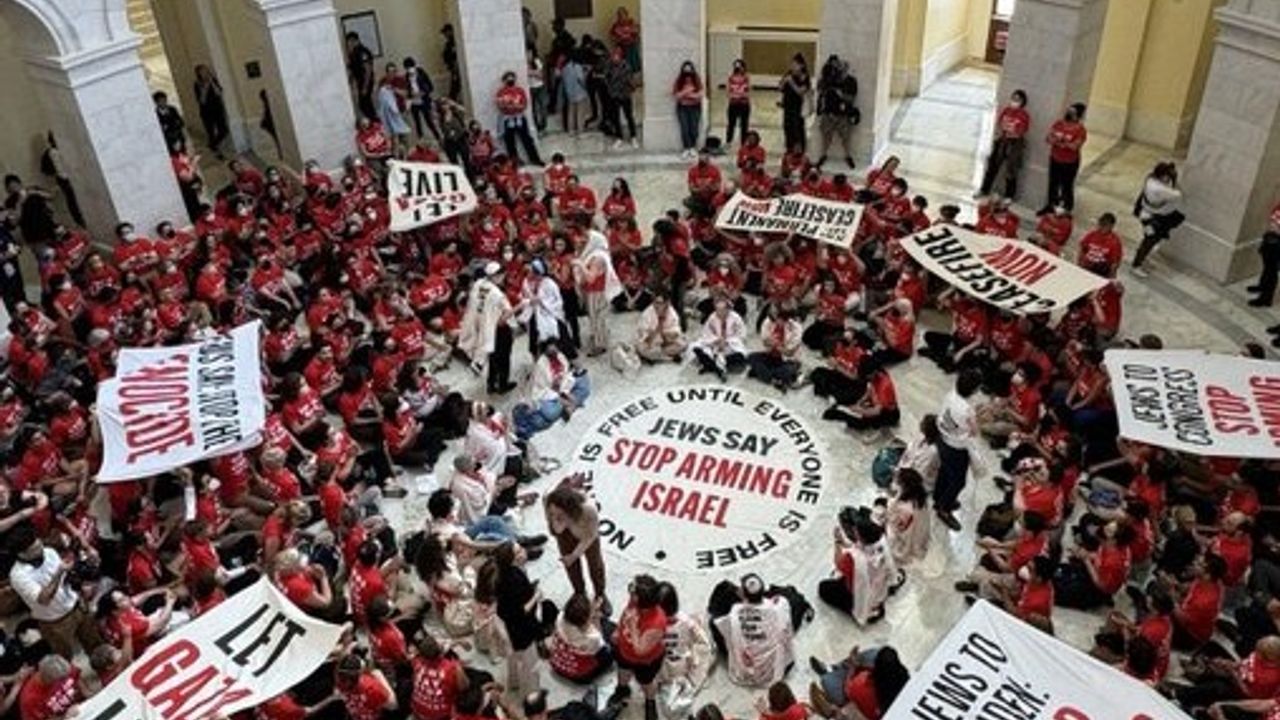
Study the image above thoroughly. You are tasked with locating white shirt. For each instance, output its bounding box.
[713,599,794,687]
[448,469,497,525]
[9,548,77,621]
[938,389,977,450]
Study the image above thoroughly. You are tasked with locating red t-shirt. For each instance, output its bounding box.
[1016,579,1054,620]
[1239,651,1280,699]
[1078,229,1122,274]
[997,106,1031,139]
[617,605,667,663]
[496,85,528,116]
[19,669,79,720]
[1137,614,1172,679]
[411,656,461,720]
[1212,534,1253,587]
[1047,120,1086,164]
[1091,544,1130,595]
[762,702,810,720]
[278,569,315,606]
[1178,579,1222,644]
[844,670,881,720]
[727,72,750,103]
[370,622,409,666]
[257,694,308,720]
[342,674,392,720]
[348,563,387,623]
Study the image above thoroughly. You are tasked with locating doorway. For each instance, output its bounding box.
[984,0,1014,65]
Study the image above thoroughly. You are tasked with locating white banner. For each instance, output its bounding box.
[387,160,478,231]
[714,191,864,249]
[75,578,344,720]
[96,322,266,482]
[1105,349,1280,459]
[901,225,1107,314]
[885,601,1190,720]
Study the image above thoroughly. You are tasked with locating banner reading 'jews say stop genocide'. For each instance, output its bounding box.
[387,160,478,231]
[96,322,266,482]
[74,578,345,720]
[884,600,1191,720]
[901,225,1108,314]
[1105,349,1280,459]
[715,191,864,249]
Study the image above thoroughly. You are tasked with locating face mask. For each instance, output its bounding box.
[1011,98,1024,108]
[1016,566,1031,582]
[502,252,514,261]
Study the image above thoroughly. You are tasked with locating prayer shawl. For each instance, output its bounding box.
[522,275,565,341]
[577,230,623,300]
[713,599,794,688]
[886,499,930,567]
[693,311,747,358]
[458,277,510,361]
[846,537,895,626]
[637,304,683,344]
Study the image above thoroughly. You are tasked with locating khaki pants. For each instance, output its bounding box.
[637,336,687,362]
[40,604,102,658]
[818,114,853,159]
[584,290,610,353]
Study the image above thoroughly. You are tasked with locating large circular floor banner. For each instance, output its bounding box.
[571,385,829,573]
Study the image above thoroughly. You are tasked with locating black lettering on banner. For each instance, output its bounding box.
[214,604,308,677]
[82,699,127,720]
[907,631,1051,720]
[1162,366,1212,446]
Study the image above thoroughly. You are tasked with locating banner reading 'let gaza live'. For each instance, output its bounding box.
[387,160,478,231]
[885,601,1190,720]
[96,322,266,482]
[1105,349,1280,459]
[901,226,1107,314]
[75,579,344,720]
[715,191,864,249]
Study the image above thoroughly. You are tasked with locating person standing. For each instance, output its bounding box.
[522,6,539,53]
[610,7,641,73]
[673,62,705,159]
[779,54,811,154]
[377,63,411,156]
[724,60,751,146]
[496,70,544,166]
[561,53,590,137]
[978,89,1030,200]
[544,478,608,612]
[403,58,440,142]
[604,48,638,149]
[575,229,621,356]
[38,133,84,227]
[547,19,577,119]
[814,55,858,169]
[1251,200,1280,312]
[153,91,186,150]
[9,525,101,658]
[460,262,517,395]
[528,49,548,134]
[1131,162,1185,278]
[1043,102,1087,213]
[345,31,376,120]
[441,24,461,102]
[0,213,24,311]
[934,369,983,531]
[193,65,229,159]
[3,175,55,248]
[438,98,470,168]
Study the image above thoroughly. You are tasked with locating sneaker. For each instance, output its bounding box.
[630,138,639,148]
[937,510,962,531]
[1132,265,1149,278]
[612,139,624,150]
[1267,324,1280,335]
[954,580,979,593]
[808,683,839,719]
[605,685,631,708]
[845,156,856,169]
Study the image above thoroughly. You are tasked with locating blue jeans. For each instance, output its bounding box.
[676,104,701,150]
[467,515,517,543]
[513,373,591,439]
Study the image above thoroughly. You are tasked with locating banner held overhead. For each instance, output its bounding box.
[387,160,478,231]
[1105,349,1280,459]
[900,226,1108,314]
[96,322,267,482]
[715,191,864,249]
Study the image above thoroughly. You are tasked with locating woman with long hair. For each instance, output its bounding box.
[673,61,705,158]
[1131,161,1184,278]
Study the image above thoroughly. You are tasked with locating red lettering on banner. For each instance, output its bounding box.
[630,479,730,527]
[115,355,197,464]
[125,415,195,463]
[606,439,679,473]
[132,640,200,694]
[128,639,254,720]
[1205,385,1260,436]
[1248,376,1280,447]
[979,245,1055,285]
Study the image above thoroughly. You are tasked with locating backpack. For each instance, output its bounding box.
[976,500,1017,540]
[871,442,906,489]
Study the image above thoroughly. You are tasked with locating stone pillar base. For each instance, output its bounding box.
[1165,223,1262,284]
[641,0,703,154]
[642,115,684,153]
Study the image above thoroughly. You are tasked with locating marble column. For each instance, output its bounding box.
[640,0,704,152]
[817,0,899,165]
[450,0,534,141]
[1166,0,1280,283]
[248,0,355,170]
[22,37,187,237]
[192,0,253,152]
[995,0,1107,210]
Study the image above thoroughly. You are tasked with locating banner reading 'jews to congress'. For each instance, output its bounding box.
[96,322,266,482]
[901,226,1107,313]
[1105,349,1280,459]
[715,191,864,249]
[884,601,1191,720]
[387,160,478,231]
[75,578,344,720]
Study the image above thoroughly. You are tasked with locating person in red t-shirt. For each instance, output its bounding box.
[19,656,80,720]
[96,587,175,655]
[756,682,809,720]
[410,633,467,720]
[1171,553,1227,650]
[979,89,1030,199]
[496,70,543,166]
[725,60,752,145]
[1044,102,1087,212]
[808,646,911,720]
[1077,212,1122,277]
[608,575,668,717]
[336,654,397,720]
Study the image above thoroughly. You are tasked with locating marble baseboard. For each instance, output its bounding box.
[921,35,968,92]
[1127,106,1194,151]
[641,114,688,153]
[1167,220,1264,283]
[893,63,923,97]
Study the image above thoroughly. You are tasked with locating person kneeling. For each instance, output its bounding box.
[514,340,590,440]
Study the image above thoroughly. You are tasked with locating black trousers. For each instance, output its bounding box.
[933,441,970,512]
[783,110,806,152]
[608,96,637,140]
[410,101,442,141]
[1255,238,1280,303]
[979,137,1024,199]
[357,90,377,121]
[502,118,543,166]
[726,102,750,145]
[56,177,85,227]
[487,324,514,391]
[1046,159,1080,211]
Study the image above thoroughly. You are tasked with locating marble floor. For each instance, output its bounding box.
[377,67,1268,715]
